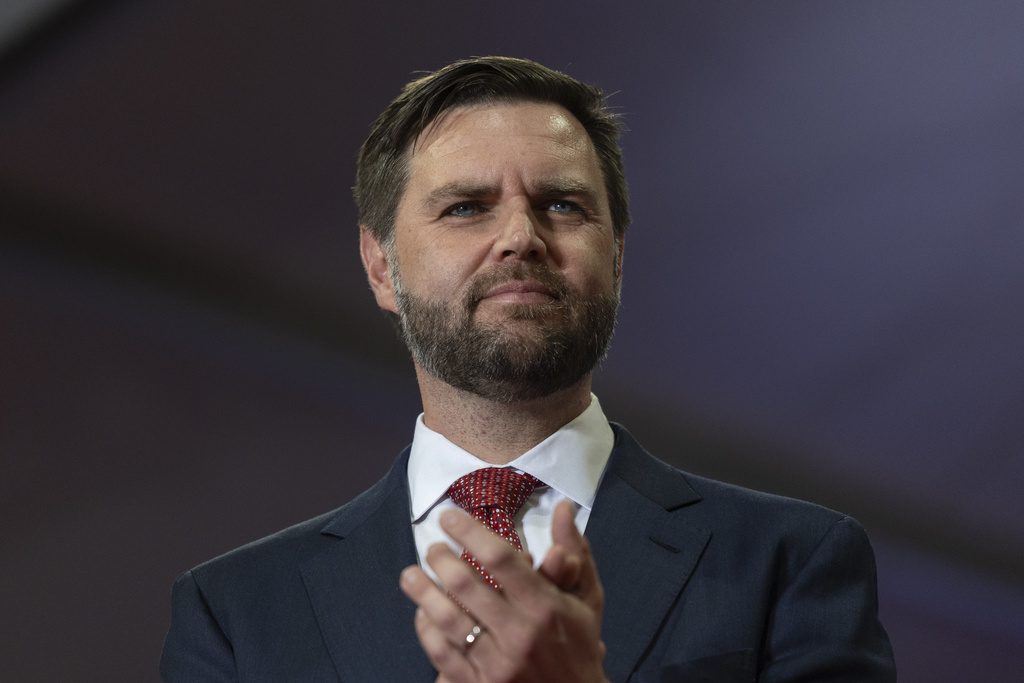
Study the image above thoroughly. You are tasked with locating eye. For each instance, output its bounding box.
[548,199,583,214]
[446,202,482,218]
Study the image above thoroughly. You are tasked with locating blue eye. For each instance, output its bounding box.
[447,202,479,218]
[549,200,581,214]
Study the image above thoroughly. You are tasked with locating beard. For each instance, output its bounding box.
[392,263,619,403]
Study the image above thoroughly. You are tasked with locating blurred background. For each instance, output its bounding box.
[2,1,1022,680]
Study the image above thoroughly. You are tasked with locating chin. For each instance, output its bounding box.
[478,301,566,323]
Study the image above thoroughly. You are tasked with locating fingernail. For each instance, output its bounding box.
[400,566,418,586]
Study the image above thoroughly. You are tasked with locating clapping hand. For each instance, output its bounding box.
[400,500,609,683]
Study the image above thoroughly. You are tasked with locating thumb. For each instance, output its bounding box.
[541,501,604,614]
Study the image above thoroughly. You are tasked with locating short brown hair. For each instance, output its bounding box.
[354,56,629,245]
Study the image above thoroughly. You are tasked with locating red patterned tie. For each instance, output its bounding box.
[447,468,542,590]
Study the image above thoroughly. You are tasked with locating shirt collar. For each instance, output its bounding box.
[407,394,614,522]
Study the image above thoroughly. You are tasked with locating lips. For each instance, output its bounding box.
[481,280,556,301]
[467,265,569,310]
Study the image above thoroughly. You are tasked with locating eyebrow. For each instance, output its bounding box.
[421,182,499,211]
[420,177,602,212]
[531,178,600,204]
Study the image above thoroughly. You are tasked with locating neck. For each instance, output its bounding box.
[416,369,593,464]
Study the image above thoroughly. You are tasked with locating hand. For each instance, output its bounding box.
[400,500,609,683]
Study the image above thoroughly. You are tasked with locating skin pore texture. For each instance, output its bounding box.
[360,101,624,464]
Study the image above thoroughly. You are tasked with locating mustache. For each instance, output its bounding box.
[465,263,571,310]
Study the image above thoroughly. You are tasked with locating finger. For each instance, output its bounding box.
[543,501,603,613]
[400,564,448,608]
[549,499,582,552]
[552,502,598,589]
[413,607,478,683]
[404,562,506,676]
[401,562,485,646]
[539,501,584,589]
[424,541,514,638]
[539,543,583,591]
[425,540,508,608]
[439,509,539,599]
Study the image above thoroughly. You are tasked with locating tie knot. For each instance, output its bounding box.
[447,468,542,516]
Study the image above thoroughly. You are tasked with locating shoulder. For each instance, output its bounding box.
[608,423,859,559]
[603,428,895,678]
[187,507,338,589]
[184,450,408,596]
[681,469,872,577]
[683,470,848,534]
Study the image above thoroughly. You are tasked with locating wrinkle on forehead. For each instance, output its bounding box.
[413,102,593,161]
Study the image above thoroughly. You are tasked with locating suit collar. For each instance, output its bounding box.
[300,449,435,681]
[588,425,711,682]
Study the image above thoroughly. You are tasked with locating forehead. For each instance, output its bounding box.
[404,101,601,190]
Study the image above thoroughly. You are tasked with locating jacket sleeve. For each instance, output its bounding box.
[160,569,238,682]
[759,516,896,682]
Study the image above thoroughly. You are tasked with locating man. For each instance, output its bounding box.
[161,56,896,681]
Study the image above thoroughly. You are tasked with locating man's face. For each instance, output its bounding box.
[369,101,622,402]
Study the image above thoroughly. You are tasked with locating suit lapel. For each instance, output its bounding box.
[587,426,711,683]
[300,451,435,682]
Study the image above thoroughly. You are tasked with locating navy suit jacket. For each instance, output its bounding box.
[161,425,895,681]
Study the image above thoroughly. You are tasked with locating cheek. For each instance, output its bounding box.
[397,250,475,299]
[571,241,620,291]
[593,261,620,291]
[396,229,497,297]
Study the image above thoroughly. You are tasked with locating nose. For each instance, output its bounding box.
[491,205,547,262]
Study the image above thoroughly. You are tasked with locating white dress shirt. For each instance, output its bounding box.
[406,394,614,583]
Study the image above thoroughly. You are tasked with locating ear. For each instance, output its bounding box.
[359,225,398,314]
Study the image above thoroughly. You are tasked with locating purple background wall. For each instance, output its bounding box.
[2,1,1022,680]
